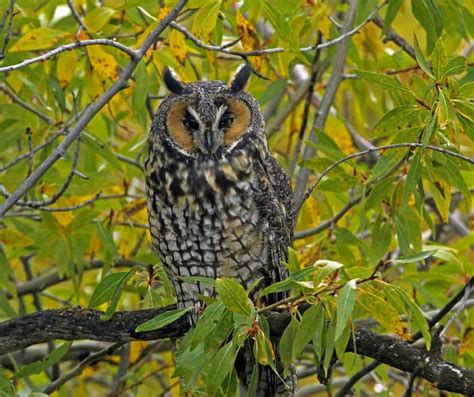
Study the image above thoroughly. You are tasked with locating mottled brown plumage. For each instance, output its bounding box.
[145,64,296,395]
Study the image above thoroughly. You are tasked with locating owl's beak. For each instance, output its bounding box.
[203,130,215,154]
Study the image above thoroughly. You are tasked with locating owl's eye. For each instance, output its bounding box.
[219,112,234,130]
[183,112,199,131]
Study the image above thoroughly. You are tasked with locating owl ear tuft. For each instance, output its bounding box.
[229,63,251,93]
[163,67,185,95]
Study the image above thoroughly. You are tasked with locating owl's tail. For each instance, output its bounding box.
[235,341,298,397]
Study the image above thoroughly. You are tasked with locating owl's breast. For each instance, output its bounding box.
[146,148,269,291]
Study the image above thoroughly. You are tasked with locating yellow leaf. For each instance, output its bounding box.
[87,45,119,80]
[170,29,187,64]
[57,50,77,88]
[0,230,33,248]
[236,11,262,70]
[9,28,69,52]
[359,286,409,339]
[295,195,321,250]
[311,2,331,38]
[158,6,170,21]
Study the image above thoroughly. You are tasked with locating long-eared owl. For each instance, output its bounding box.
[145,64,296,394]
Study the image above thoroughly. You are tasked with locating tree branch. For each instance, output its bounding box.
[0,83,54,124]
[0,306,472,394]
[0,39,137,73]
[0,0,188,219]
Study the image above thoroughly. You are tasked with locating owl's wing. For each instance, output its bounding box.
[253,151,295,300]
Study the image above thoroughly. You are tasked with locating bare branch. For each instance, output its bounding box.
[0,0,188,219]
[0,83,54,124]
[0,39,138,74]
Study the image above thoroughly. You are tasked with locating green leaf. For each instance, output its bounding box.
[383,0,404,33]
[437,87,455,129]
[402,149,422,206]
[89,267,138,318]
[178,275,216,286]
[368,218,391,267]
[215,278,254,317]
[390,285,431,349]
[207,341,238,394]
[458,81,474,98]
[392,250,437,264]
[356,70,414,94]
[279,319,297,375]
[14,342,71,379]
[84,7,116,33]
[395,206,422,253]
[373,105,423,138]
[259,79,287,106]
[0,291,16,318]
[132,61,149,127]
[9,28,68,51]
[190,302,232,349]
[335,280,357,340]
[247,365,259,397]
[82,132,123,172]
[95,220,118,257]
[262,0,292,42]
[260,261,343,297]
[135,307,192,332]
[192,1,221,38]
[441,56,466,79]
[293,303,325,359]
[413,35,434,78]
[412,0,442,53]
[431,37,447,80]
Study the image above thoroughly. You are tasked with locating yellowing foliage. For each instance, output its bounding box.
[86,46,119,80]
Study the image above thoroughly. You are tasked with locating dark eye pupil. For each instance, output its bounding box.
[219,113,233,129]
[183,113,199,130]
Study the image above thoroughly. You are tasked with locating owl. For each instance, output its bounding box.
[145,64,296,395]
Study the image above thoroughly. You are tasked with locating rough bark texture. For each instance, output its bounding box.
[1,306,473,394]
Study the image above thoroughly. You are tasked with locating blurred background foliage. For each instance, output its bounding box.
[0,0,473,395]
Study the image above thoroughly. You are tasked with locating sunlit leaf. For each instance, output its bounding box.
[135,307,192,332]
[215,277,254,317]
[9,28,69,52]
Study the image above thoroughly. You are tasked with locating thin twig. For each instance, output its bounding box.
[372,14,416,60]
[66,0,88,33]
[289,33,323,177]
[13,138,82,208]
[43,342,125,394]
[298,143,474,213]
[0,0,188,219]
[439,279,472,338]
[0,84,54,124]
[0,39,138,73]
[0,0,15,60]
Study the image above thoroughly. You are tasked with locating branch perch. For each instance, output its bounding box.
[0,306,472,394]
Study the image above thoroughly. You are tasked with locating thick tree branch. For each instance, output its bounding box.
[0,306,472,394]
[0,0,187,218]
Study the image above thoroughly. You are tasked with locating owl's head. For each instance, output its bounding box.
[153,64,264,158]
